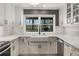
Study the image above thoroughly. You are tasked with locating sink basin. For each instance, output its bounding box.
[29,35,49,41]
[31,35,49,38]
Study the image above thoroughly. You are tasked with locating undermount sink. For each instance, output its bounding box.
[31,35,48,38]
[29,35,50,41]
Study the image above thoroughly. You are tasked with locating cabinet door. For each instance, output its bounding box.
[10,39,19,56]
[15,7,23,25]
[5,4,15,25]
[57,39,64,56]
[0,4,5,26]
[73,3,79,23]
[64,43,72,56]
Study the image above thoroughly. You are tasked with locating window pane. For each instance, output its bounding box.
[67,18,71,24]
[67,13,71,18]
[26,25,38,32]
[41,17,53,24]
[76,9,79,15]
[73,16,79,23]
[73,3,79,10]
[67,3,71,8]
[67,8,71,13]
[25,17,38,25]
[73,11,76,16]
[41,25,53,32]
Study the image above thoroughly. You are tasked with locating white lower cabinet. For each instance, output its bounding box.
[10,39,19,56]
[10,37,79,56]
[38,38,57,55]
[19,37,57,56]
[71,47,79,56]
[64,42,79,56]
[19,37,31,55]
[64,43,72,56]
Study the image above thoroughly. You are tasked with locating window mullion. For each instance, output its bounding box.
[38,16,40,35]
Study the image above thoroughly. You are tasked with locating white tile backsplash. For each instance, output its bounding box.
[0,25,14,37]
[65,25,79,36]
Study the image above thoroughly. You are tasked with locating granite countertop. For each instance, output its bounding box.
[0,34,79,48]
[57,34,79,48]
[0,35,19,41]
[0,34,31,41]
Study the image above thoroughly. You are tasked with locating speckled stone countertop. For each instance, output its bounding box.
[0,34,79,48]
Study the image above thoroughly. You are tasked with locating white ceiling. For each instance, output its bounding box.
[14,3,66,9]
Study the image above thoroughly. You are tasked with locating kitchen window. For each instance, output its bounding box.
[25,17,38,32]
[24,15,55,35]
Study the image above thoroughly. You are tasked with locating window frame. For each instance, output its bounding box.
[23,14,55,35]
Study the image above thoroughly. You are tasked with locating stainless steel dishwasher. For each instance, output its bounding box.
[0,41,11,56]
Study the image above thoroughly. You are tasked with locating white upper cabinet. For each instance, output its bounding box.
[14,7,23,25]
[4,4,15,25]
[73,3,79,24]
[0,4,5,26]
[67,3,72,24]
[0,4,23,35]
[67,3,79,25]
[0,4,15,26]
